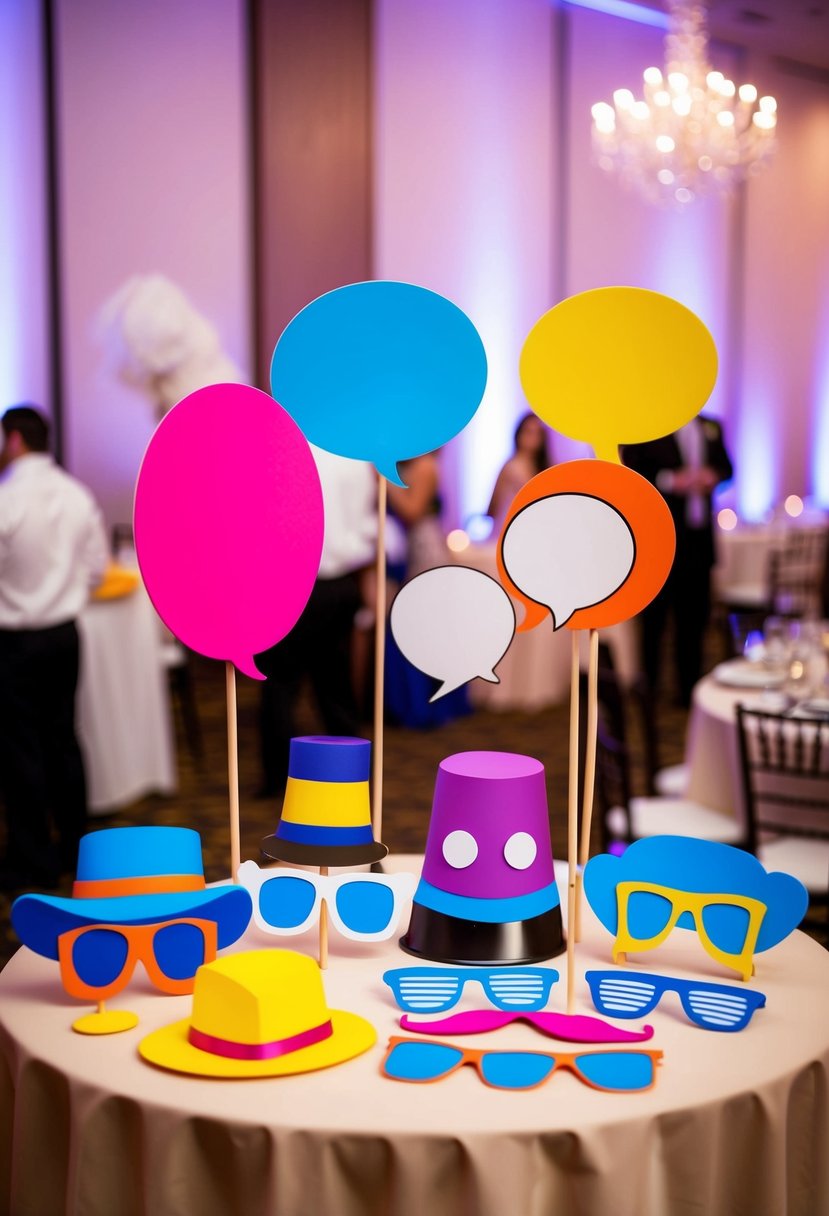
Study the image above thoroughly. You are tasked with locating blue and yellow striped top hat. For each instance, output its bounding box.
[262,736,388,866]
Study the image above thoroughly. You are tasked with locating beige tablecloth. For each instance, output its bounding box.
[1,856,827,1216]
[76,585,177,812]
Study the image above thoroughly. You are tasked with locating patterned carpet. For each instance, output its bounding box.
[0,652,690,968]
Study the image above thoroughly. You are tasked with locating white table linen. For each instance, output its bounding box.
[76,585,177,812]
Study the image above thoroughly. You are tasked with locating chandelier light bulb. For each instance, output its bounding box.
[590,0,778,205]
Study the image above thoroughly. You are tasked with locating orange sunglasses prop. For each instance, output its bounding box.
[57,918,217,1000]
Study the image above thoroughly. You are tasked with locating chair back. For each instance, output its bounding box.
[767,525,828,618]
[735,704,829,856]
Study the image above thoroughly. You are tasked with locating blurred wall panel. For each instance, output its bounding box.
[54,0,252,525]
[0,0,51,418]
[740,55,829,512]
[374,0,557,528]
[252,0,372,389]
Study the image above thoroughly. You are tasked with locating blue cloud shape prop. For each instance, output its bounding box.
[583,836,808,954]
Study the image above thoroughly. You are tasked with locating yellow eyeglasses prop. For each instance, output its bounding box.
[613,881,767,981]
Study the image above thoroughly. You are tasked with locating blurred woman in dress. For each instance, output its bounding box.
[384,452,470,727]
[487,412,551,536]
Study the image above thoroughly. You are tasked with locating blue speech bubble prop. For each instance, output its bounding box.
[584,836,808,954]
[270,281,488,486]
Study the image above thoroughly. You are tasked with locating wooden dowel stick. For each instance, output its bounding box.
[372,475,388,840]
[566,630,580,1015]
[319,865,329,970]
[575,628,599,942]
[226,661,241,882]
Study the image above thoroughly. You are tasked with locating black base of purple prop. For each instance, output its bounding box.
[399,903,565,966]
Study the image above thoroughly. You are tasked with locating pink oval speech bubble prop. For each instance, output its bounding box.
[134,383,324,680]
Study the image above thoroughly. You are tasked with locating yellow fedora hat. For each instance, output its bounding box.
[139,949,376,1078]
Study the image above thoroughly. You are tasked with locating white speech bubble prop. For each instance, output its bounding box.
[390,566,516,701]
[502,494,635,630]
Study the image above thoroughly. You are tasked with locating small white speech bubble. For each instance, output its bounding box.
[390,566,516,701]
[502,494,635,629]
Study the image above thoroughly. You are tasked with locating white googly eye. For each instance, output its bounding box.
[504,832,537,870]
[442,830,478,869]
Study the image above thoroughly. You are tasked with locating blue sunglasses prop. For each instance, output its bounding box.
[585,969,767,1032]
[382,966,560,1013]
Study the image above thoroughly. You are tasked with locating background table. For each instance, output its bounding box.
[684,667,829,822]
[76,585,177,813]
[453,543,639,711]
[1,855,827,1216]
[713,517,828,605]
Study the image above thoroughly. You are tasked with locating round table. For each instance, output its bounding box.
[683,671,764,817]
[684,664,829,818]
[1,856,827,1216]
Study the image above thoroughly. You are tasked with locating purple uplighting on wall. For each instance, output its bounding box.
[0,1,50,413]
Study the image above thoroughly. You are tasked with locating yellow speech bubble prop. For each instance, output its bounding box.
[519,287,718,464]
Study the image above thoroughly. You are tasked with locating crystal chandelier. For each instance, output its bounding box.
[591,0,777,205]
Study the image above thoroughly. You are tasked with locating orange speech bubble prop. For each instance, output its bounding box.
[496,460,675,633]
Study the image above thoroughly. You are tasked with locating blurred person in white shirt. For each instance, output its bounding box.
[255,447,378,798]
[0,406,108,890]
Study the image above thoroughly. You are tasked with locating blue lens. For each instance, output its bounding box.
[626,890,673,941]
[700,901,752,954]
[684,986,754,1030]
[335,881,394,934]
[480,1052,555,1090]
[385,1041,463,1081]
[590,973,658,1017]
[485,969,555,1011]
[72,928,129,987]
[383,969,462,1012]
[577,1051,653,1091]
[259,876,316,929]
[153,922,207,981]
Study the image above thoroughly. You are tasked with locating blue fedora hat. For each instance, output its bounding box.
[12,826,252,960]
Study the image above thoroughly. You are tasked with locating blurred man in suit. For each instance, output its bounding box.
[623,415,733,706]
[0,406,108,889]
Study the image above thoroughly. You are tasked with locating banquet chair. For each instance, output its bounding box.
[767,525,829,619]
[595,719,748,853]
[736,705,829,940]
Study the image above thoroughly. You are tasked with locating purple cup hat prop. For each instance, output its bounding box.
[400,751,565,965]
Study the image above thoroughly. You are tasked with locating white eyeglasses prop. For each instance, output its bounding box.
[237,861,417,944]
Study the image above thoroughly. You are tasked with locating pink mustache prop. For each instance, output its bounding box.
[399,1010,654,1044]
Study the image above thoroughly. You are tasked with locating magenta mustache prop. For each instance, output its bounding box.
[399,1009,654,1044]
